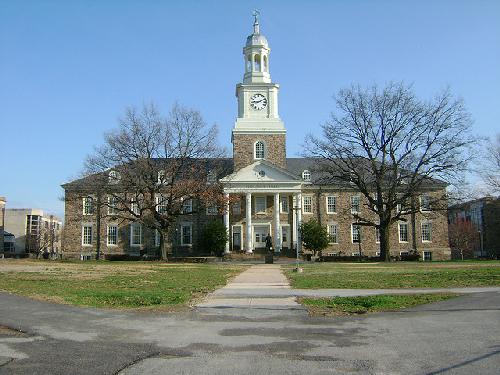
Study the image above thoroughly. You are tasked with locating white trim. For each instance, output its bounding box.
[180,223,193,246]
[423,250,432,261]
[254,140,266,160]
[254,195,267,214]
[81,224,92,246]
[82,197,93,216]
[326,195,337,214]
[327,223,339,244]
[421,221,433,243]
[351,223,361,243]
[107,224,118,246]
[130,223,142,247]
[302,170,311,181]
[302,195,313,214]
[398,222,409,243]
[350,195,360,214]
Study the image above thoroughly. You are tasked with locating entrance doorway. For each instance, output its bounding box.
[232,225,242,251]
[253,225,270,249]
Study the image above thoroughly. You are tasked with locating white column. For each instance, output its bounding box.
[224,192,230,254]
[292,195,297,249]
[274,193,281,253]
[246,192,253,253]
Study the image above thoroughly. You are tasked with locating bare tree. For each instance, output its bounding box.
[305,82,475,261]
[84,103,228,260]
[448,220,479,260]
[479,134,500,195]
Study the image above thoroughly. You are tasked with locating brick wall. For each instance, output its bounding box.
[232,133,286,171]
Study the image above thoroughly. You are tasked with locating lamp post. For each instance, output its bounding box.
[292,204,302,272]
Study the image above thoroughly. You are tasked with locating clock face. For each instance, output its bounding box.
[250,93,268,110]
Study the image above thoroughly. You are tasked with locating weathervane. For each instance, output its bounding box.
[252,9,260,24]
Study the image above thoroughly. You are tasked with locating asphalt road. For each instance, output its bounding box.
[0,291,499,374]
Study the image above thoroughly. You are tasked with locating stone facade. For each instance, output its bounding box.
[233,133,286,171]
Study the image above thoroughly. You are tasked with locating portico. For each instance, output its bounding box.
[221,161,302,254]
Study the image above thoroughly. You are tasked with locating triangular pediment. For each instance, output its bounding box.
[221,160,300,183]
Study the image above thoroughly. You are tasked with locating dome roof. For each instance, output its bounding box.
[246,32,268,47]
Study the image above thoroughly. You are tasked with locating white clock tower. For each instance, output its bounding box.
[232,13,287,171]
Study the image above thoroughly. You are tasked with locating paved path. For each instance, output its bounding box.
[196,264,306,318]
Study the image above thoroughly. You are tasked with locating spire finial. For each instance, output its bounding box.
[252,9,260,34]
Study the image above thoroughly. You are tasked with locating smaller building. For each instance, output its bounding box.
[4,208,63,257]
[448,196,500,258]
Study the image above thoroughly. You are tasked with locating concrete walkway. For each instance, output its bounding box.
[196,264,304,316]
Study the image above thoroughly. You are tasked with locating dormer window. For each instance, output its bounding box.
[255,141,265,159]
[108,170,120,184]
[302,170,311,181]
[207,170,217,184]
[158,170,166,184]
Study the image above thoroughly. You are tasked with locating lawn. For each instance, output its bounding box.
[285,261,500,289]
[300,293,457,316]
[0,260,245,309]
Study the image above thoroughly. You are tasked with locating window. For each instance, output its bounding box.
[255,141,265,159]
[328,224,338,244]
[181,224,192,245]
[107,225,118,246]
[232,201,241,215]
[255,196,266,213]
[302,196,312,214]
[130,223,142,246]
[254,54,261,71]
[352,252,360,256]
[326,196,337,214]
[108,170,120,184]
[155,195,168,214]
[280,196,289,213]
[206,204,218,215]
[207,170,217,184]
[351,224,361,243]
[155,230,161,247]
[423,251,432,261]
[130,199,140,215]
[281,226,288,243]
[158,170,166,184]
[82,225,92,246]
[108,196,118,215]
[182,199,192,214]
[302,170,311,181]
[83,197,94,215]
[351,196,360,214]
[421,221,432,242]
[263,55,268,71]
[420,195,431,212]
[399,223,408,242]
[376,226,380,243]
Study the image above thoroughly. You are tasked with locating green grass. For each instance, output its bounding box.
[300,293,457,315]
[0,260,245,309]
[285,261,500,289]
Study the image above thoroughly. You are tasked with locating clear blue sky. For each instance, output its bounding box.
[1,0,499,218]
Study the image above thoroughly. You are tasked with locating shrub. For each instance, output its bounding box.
[300,219,329,257]
[199,219,228,257]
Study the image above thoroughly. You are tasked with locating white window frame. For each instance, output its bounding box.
[83,197,94,215]
[107,196,118,215]
[302,195,313,214]
[375,225,380,244]
[157,170,166,184]
[398,222,409,243]
[130,199,140,215]
[423,251,432,261]
[108,170,120,184]
[280,196,289,213]
[351,252,360,256]
[255,196,267,214]
[107,225,118,246]
[280,224,290,244]
[254,141,265,159]
[351,195,360,214]
[182,199,193,214]
[420,194,432,212]
[351,223,361,243]
[155,194,168,214]
[232,200,241,215]
[326,196,337,214]
[130,223,142,246]
[181,224,192,246]
[206,204,218,215]
[302,170,311,181]
[82,225,92,246]
[421,221,432,242]
[327,223,338,244]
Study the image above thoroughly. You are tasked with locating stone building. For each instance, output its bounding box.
[62,16,451,261]
[0,197,5,254]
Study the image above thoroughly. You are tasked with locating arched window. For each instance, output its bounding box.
[254,54,261,71]
[255,141,265,159]
[108,170,120,184]
[263,55,268,72]
[302,170,311,181]
[246,55,252,72]
[157,170,166,184]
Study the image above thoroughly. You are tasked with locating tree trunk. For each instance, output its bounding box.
[160,230,169,261]
[96,195,101,260]
[379,222,391,262]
